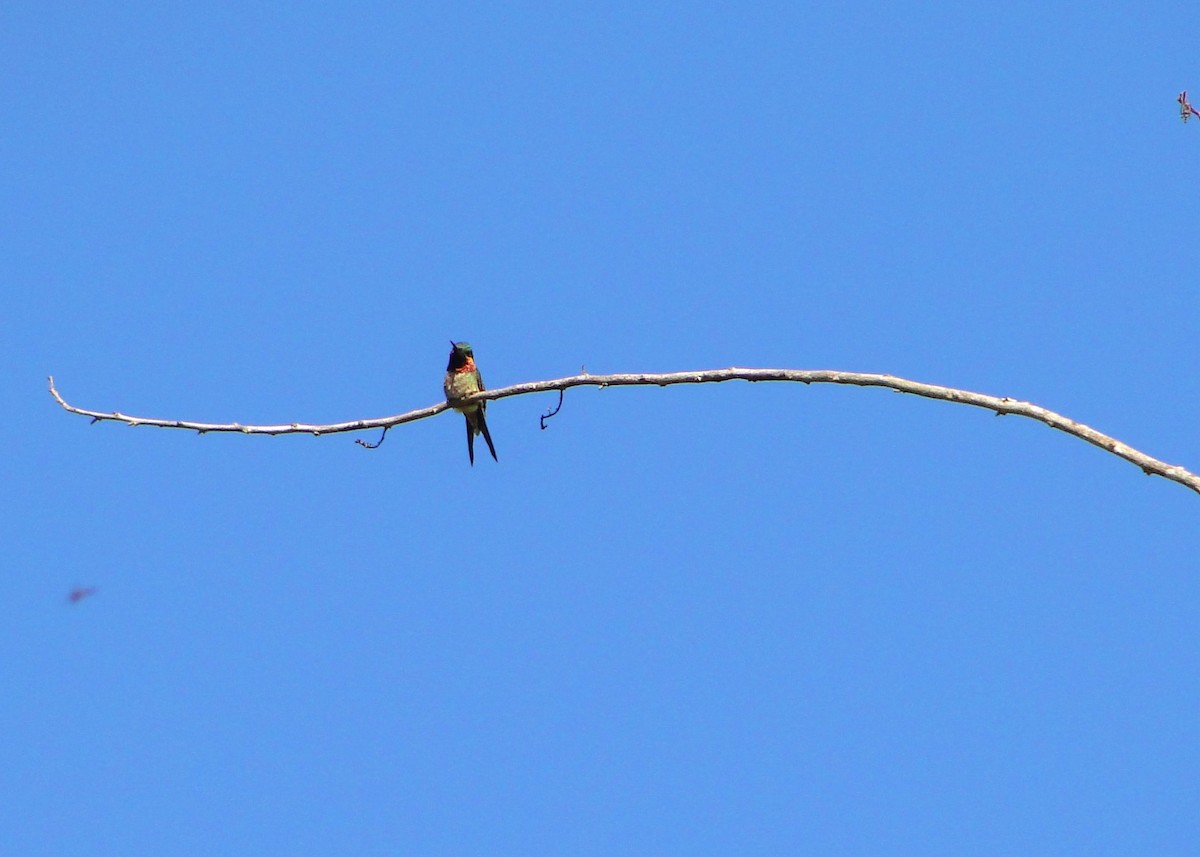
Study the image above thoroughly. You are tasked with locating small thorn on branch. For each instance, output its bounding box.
[356,426,389,449]
[1179,90,1200,123]
[541,389,565,430]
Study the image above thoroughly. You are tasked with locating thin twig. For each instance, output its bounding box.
[540,389,565,430]
[355,426,389,449]
[46,371,1200,495]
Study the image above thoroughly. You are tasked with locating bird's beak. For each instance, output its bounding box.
[449,339,457,349]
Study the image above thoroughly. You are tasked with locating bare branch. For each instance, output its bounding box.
[47,370,1200,495]
[48,375,449,436]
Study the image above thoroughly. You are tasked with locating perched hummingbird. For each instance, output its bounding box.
[444,341,497,465]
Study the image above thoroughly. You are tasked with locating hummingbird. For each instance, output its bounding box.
[444,341,497,465]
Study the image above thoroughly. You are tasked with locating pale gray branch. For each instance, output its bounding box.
[47,370,1200,495]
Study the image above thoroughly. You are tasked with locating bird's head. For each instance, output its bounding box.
[447,341,474,371]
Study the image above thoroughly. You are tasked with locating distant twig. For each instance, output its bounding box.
[67,587,97,604]
[46,370,1200,495]
[1179,90,1200,123]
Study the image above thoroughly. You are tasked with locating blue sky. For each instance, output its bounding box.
[3,3,1198,854]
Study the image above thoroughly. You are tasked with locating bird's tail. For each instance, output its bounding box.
[477,410,498,462]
